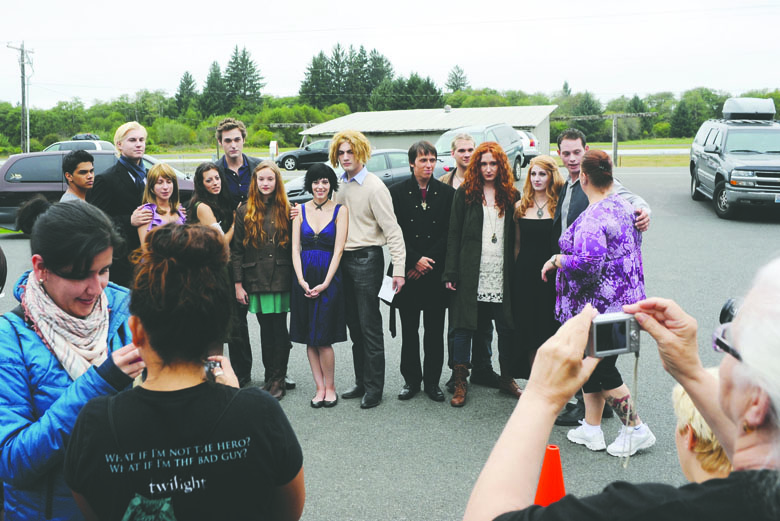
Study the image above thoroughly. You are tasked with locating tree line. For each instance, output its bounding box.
[0,45,778,155]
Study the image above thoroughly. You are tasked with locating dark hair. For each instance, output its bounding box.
[304,163,339,197]
[557,128,587,149]
[19,198,123,279]
[580,149,614,188]
[131,224,231,365]
[407,141,437,173]
[62,150,94,177]
[187,162,235,231]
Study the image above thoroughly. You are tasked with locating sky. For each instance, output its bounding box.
[2,0,779,110]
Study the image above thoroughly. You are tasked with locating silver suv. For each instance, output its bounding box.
[689,97,780,218]
[433,123,525,180]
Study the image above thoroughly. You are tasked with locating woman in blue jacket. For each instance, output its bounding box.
[0,200,145,520]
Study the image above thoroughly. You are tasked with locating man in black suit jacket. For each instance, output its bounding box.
[88,121,152,288]
[389,141,455,402]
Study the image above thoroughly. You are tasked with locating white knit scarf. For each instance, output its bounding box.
[22,275,109,380]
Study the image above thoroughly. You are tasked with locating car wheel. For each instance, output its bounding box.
[283,157,298,171]
[713,181,736,219]
[690,173,706,201]
[513,157,522,181]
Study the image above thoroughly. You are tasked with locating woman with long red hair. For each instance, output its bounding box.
[231,160,294,399]
[443,142,521,407]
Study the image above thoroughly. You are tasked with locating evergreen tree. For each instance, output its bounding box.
[328,44,348,105]
[174,71,198,117]
[344,45,370,112]
[223,46,266,112]
[562,81,572,96]
[366,49,394,93]
[299,51,333,109]
[369,77,407,111]
[200,61,228,117]
[571,91,603,139]
[670,99,695,137]
[408,73,443,109]
[445,65,469,92]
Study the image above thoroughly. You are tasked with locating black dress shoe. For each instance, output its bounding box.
[323,394,338,408]
[424,386,445,402]
[470,368,500,388]
[555,399,585,426]
[342,385,365,399]
[285,375,296,390]
[398,384,420,400]
[360,393,381,409]
[311,399,324,409]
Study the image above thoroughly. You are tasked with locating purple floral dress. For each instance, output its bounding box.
[555,194,645,322]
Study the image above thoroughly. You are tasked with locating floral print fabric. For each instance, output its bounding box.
[555,194,645,322]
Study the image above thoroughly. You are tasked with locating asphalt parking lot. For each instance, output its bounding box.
[1,167,778,520]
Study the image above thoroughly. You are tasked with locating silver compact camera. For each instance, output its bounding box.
[586,312,640,358]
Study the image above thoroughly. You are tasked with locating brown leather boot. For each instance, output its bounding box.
[498,375,522,398]
[450,364,469,407]
[268,376,286,400]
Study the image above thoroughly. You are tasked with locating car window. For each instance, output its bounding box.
[62,141,96,150]
[486,130,499,144]
[705,129,721,148]
[94,155,118,174]
[387,152,409,169]
[310,141,328,151]
[366,154,387,172]
[694,125,710,145]
[4,156,62,183]
[725,128,780,153]
[45,143,61,151]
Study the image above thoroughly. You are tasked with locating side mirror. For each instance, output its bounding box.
[304,145,310,151]
[704,144,719,154]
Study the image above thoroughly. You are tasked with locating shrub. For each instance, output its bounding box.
[652,121,671,138]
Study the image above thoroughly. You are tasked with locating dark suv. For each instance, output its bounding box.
[434,123,525,180]
[690,97,780,218]
[0,150,192,230]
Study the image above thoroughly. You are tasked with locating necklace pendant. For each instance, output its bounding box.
[421,202,427,210]
[537,208,544,218]
[491,233,497,244]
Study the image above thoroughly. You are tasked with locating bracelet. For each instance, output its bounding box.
[550,255,559,268]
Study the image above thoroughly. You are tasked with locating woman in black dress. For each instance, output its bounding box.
[512,155,564,377]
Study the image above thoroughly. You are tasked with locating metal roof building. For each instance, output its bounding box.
[301,105,558,154]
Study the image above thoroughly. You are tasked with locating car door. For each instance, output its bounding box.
[366,153,391,186]
[386,152,412,186]
[699,128,722,194]
[0,154,67,228]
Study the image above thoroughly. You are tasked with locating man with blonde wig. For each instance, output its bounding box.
[330,130,406,409]
[88,121,152,286]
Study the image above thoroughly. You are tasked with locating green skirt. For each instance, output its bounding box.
[248,292,291,314]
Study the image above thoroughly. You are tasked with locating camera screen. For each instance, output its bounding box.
[594,321,627,354]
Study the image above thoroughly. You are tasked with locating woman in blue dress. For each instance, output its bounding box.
[291,164,349,408]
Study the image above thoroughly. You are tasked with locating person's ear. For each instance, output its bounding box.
[31,254,46,282]
[685,424,697,451]
[584,145,590,152]
[744,387,772,430]
[129,315,148,349]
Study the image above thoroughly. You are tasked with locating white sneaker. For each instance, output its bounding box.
[607,424,656,457]
[567,422,606,451]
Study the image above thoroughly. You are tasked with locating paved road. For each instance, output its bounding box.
[0,167,778,520]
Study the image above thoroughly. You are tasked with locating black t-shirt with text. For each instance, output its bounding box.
[65,382,302,520]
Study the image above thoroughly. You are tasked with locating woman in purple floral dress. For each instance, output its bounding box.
[541,149,656,458]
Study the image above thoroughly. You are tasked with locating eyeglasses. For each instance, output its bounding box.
[713,322,742,362]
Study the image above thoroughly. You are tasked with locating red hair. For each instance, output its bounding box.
[462,142,518,217]
[244,161,291,249]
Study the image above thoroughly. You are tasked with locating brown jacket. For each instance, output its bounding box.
[231,204,292,294]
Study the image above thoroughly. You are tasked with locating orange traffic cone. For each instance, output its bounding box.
[534,444,566,506]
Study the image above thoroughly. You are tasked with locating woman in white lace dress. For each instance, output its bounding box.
[443,141,521,407]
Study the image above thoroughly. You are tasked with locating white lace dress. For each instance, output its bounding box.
[477,205,504,303]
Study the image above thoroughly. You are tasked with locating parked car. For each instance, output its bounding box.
[285,148,411,204]
[0,150,192,230]
[43,140,116,152]
[689,97,780,219]
[433,123,524,180]
[516,130,539,167]
[275,139,331,171]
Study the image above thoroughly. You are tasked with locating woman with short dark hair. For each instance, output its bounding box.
[0,200,144,520]
[64,224,305,520]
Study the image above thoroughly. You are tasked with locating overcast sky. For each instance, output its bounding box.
[3,0,778,110]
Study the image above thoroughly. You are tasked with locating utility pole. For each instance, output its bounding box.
[7,42,34,153]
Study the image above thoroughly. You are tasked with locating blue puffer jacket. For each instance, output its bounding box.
[0,271,132,520]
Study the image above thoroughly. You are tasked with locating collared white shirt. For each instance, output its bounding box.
[340,166,368,186]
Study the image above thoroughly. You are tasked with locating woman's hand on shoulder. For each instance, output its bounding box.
[112,344,145,379]
[207,355,239,388]
[131,205,153,228]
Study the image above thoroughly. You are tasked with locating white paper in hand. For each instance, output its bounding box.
[378,275,396,304]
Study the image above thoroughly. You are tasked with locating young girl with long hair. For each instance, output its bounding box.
[137,163,185,243]
[186,161,235,244]
[443,141,521,407]
[231,160,293,399]
[512,155,565,376]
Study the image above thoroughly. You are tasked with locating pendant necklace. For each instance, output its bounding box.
[534,198,549,218]
[313,199,327,211]
[487,205,498,243]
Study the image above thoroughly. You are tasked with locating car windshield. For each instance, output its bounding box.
[434,131,486,155]
[725,129,780,154]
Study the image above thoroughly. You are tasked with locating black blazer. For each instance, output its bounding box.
[389,175,454,310]
[87,160,146,286]
[551,180,588,252]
